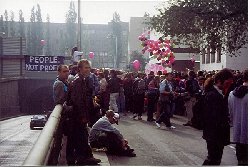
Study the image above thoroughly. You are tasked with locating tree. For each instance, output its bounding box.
[111,12,122,68]
[36,4,43,55]
[28,6,36,55]
[129,50,147,71]
[0,15,4,35]
[65,1,77,49]
[18,10,25,38]
[9,11,15,37]
[150,0,248,56]
[4,10,8,37]
[45,14,51,55]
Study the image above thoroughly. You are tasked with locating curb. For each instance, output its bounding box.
[0,114,27,121]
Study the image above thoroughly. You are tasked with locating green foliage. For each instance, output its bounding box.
[0,15,4,34]
[27,4,44,55]
[9,11,15,37]
[18,10,25,37]
[129,50,146,71]
[28,6,36,55]
[65,1,77,49]
[4,10,8,36]
[36,4,43,55]
[45,14,51,55]
[150,0,248,55]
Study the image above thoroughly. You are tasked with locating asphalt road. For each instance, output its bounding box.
[107,113,238,166]
[0,114,238,166]
[0,116,42,166]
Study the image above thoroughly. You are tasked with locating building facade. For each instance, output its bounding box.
[200,45,248,71]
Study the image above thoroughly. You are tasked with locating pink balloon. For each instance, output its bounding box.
[133,60,140,70]
[169,57,175,64]
[89,52,94,59]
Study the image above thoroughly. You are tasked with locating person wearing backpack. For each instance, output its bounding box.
[132,72,146,120]
[183,70,201,126]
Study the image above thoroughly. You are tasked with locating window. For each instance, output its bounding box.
[206,47,210,64]
[217,47,221,63]
[201,49,205,64]
[211,48,215,63]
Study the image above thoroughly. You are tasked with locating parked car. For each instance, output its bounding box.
[30,115,47,130]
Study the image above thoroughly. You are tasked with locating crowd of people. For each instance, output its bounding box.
[53,58,248,166]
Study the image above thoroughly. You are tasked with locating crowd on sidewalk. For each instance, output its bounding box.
[53,58,248,166]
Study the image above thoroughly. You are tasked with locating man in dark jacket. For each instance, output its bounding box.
[202,68,234,165]
[132,72,146,120]
[183,70,200,126]
[66,59,101,165]
[107,70,121,113]
[123,72,134,115]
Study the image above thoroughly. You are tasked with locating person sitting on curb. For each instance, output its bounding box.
[89,110,136,157]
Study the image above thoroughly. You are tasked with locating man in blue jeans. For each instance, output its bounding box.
[155,73,177,129]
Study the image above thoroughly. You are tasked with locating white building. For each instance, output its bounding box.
[200,45,248,71]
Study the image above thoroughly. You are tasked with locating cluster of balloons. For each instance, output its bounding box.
[138,32,176,67]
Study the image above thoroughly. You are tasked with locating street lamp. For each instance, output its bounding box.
[107,34,117,69]
[77,0,81,50]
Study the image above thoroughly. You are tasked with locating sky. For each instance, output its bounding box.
[0,0,165,24]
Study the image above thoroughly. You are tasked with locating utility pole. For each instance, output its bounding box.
[77,0,81,50]
[115,36,117,69]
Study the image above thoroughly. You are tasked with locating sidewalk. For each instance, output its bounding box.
[58,135,110,166]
